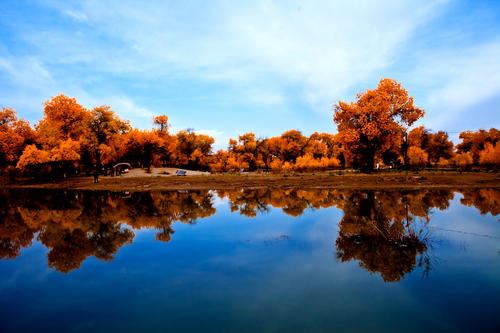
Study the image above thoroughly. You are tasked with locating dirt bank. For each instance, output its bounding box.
[5,170,499,191]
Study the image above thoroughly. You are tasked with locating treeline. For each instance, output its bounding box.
[0,79,498,177]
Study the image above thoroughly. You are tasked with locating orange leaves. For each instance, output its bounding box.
[51,139,81,163]
[294,154,340,171]
[153,115,169,134]
[0,108,36,166]
[270,159,283,171]
[333,78,424,171]
[426,131,454,164]
[407,147,428,167]
[17,139,81,171]
[221,129,344,172]
[453,152,473,168]
[479,143,500,165]
[16,145,51,169]
[37,94,90,148]
[3,88,500,176]
[174,130,214,170]
[457,128,499,164]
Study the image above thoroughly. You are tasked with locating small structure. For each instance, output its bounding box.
[113,163,132,176]
[175,170,187,176]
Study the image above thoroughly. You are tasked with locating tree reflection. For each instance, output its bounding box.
[459,189,500,216]
[217,188,340,217]
[334,190,454,282]
[0,188,497,275]
[0,189,215,272]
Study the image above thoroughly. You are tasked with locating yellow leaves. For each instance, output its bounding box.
[437,157,450,168]
[408,146,428,167]
[0,107,18,127]
[0,108,36,165]
[294,154,340,171]
[16,145,51,169]
[0,130,24,164]
[174,130,215,169]
[453,152,473,168]
[479,143,500,165]
[457,128,499,164]
[51,139,81,164]
[333,78,425,170]
[3,91,500,175]
[153,115,169,134]
[37,94,90,148]
[17,139,81,170]
[270,159,283,171]
[282,161,293,171]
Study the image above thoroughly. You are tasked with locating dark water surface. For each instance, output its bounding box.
[0,188,499,332]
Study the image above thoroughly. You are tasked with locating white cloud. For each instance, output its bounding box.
[61,9,88,22]
[0,54,155,127]
[89,95,156,126]
[41,0,447,110]
[410,40,500,129]
[5,0,499,135]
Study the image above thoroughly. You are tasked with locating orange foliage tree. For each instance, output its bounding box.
[479,143,500,167]
[3,84,500,178]
[426,131,454,165]
[407,146,428,167]
[453,152,473,171]
[334,79,424,171]
[16,145,51,175]
[36,94,90,149]
[456,128,499,164]
[80,105,130,171]
[0,108,36,166]
[123,129,164,172]
[174,129,214,170]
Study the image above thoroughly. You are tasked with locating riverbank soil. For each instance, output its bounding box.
[5,168,499,191]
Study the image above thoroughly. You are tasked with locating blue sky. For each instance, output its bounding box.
[0,0,499,148]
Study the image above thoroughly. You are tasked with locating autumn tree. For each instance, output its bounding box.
[453,152,473,171]
[16,145,51,176]
[80,105,130,171]
[174,129,214,170]
[407,146,428,167]
[456,128,499,164]
[123,129,163,172]
[426,131,454,165]
[479,143,500,167]
[153,115,170,134]
[0,108,36,166]
[209,150,236,173]
[149,115,176,166]
[36,94,90,149]
[334,79,424,172]
[50,139,82,177]
[278,130,307,163]
[228,132,265,171]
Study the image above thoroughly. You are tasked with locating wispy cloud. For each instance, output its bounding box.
[0,0,498,139]
[44,0,447,110]
[413,40,500,129]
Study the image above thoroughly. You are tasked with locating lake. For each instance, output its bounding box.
[0,188,499,332]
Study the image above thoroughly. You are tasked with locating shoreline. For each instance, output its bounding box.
[4,171,499,192]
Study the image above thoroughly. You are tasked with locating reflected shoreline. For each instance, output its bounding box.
[1,188,498,280]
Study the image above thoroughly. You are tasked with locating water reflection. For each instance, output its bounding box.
[0,188,498,277]
[333,191,454,281]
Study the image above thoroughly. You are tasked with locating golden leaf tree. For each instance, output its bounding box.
[334,79,424,171]
[36,94,90,149]
[0,108,36,166]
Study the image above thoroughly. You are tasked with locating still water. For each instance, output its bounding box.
[0,188,499,332]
